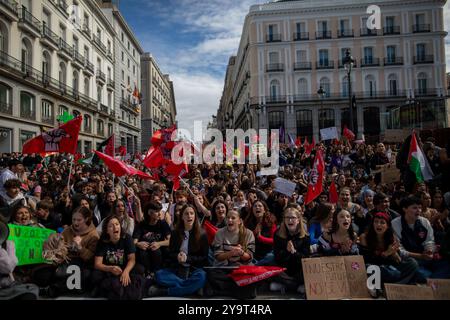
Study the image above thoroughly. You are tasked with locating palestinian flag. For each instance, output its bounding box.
[78,153,94,165]
[407,132,434,183]
[93,135,115,164]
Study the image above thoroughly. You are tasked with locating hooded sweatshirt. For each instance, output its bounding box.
[62,223,100,263]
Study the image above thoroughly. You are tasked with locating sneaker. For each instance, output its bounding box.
[147,285,168,297]
[269,282,286,293]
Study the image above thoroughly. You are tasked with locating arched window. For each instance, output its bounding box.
[97,119,104,136]
[73,71,79,93]
[0,21,9,53]
[319,108,334,129]
[270,79,280,100]
[319,77,330,97]
[296,110,312,140]
[0,83,12,115]
[84,115,91,133]
[42,51,51,84]
[365,75,377,97]
[59,62,67,92]
[59,105,69,118]
[342,76,349,97]
[20,91,35,120]
[84,77,90,96]
[21,38,32,73]
[417,72,427,95]
[72,109,80,118]
[388,74,398,96]
[297,78,308,97]
[41,100,53,124]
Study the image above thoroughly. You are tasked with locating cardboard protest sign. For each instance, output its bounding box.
[385,284,435,300]
[427,279,450,300]
[383,129,410,143]
[320,127,339,141]
[381,166,401,184]
[302,256,370,300]
[251,144,267,156]
[7,224,55,266]
[273,177,296,197]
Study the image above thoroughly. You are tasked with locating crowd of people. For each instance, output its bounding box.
[0,132,450,300]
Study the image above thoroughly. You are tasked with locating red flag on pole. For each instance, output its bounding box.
[94,151,130,176]
[329,180,339,204]
[203,219,218,245]
[304,150,325,205]
[143,146,165,168]
[125,165,156,180]
[295,136,302,147]
[228,266,286,287]
[343,125,355,141]
[23,116,82,155]
[304,137,315,157]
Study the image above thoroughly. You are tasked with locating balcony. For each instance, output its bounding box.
[57,0,68,16]
[338,29,354,38]
[414,55,434,64]
[96,70,106,83]
[107,49,113,60]
[85,61,94,75]
[265,34,282,42]
[0,0,19,21]
[58,38,73,60]
[84,126,91,134]
[384,57,404,66]
[0,100,12,115]
[99,104,109,115]
[93,35,107,53]
[73,50,85,68]
[415,88,436,97]
[360,28,378,37]
[338,60,358,68]
[265,95,286,104]
[20,108,35,120]
[41,115,54,125]
[82,23,91,38]
[107,78,115,88]
[293,32,309,41]
[413,24,431,33]
[293,62,312,71]
[360,57,380,67]
[315,31,332,39]
[121,98,139,115]
[40,24,59,51]
[316,60,334,70]
[18,7,41,38]
[383,26,400,35]
[0,50,98,112]
[266,63,284,72]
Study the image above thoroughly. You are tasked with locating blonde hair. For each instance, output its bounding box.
[228,210,247,250]
[277,207,308,239]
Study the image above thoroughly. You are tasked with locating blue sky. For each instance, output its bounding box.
[118,0,450,136]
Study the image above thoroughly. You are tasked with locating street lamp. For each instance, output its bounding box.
[343,49,355,132]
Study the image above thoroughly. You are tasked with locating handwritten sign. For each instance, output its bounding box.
[427,279,450,300]
[7,224,55,266]
[385,284,435,300]
[381,166,401,184]
[302,256,369,300]
[320,127,339,141]
[273,177,296,197]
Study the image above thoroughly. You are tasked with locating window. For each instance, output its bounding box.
[296,50,306,62]
[0,83,11,108]
[128,41,130,50]
[97,58,102,71]
[121,32,124,42]
[108,91,112,107]
[268,24,278,39]
[319,109,335,129]
[296,22,305,34]
[84,115,91,132]
[20,130,35,150]
[386,17,395,28]
[415,14,425,26]
[127,76,130,86]
[21,38,32,71]
[319,49,329,66]
[342,76,349,97]
[72,109,80,118]
[388,74,398,96]
[387,46,396,62]
[296,110,313,139]
[84,77,90,96]
[59,62,67,86]
[122,51,124,61]
[97,119,104,136]
[416,43,426,60]
[128,59,130,68]
[107,67,111,80]
[83,13,89,28]
[269,52,279,64]
[42,51,51,82]
[84,46,89,60]
[108,123,113,136]
[319,77,331,97]
[268,111,284,131]
[365,75,377,97]
[73,71,79,93]
[59,105,68,116]
[418,72,427,94]
[107,40,111,53]
[73,36,79,52]
[318,21,328,32]
[269,79,280,99]
[60,24,66,41]
[41,100,53,122]
[0,21,9,53]
[97,85,102,103]
[96,28,101,40]
[84,141,91,154]
[122,71,125,81]
[20,92,35,119]
[133,49,135,57]
[133,65,136,75]
[364,47,373,64]
[297,78,308,96]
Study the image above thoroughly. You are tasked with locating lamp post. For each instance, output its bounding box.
[317,86,326,131]
[343,49,355,132]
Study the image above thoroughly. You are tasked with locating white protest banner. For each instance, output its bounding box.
[320,127,339,141]
[273,177,296,197]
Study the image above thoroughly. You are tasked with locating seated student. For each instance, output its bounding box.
[10,205,42,227]
[210,200,228,228]
[0,219,39,300]
[272,207,310,293]
[92,215,145,300]
[336,187,365,235]
[392,196,450,282]
[359,212,419,291]
[308,203,334,249]
[318,209,359,256]
[244,200,277,266]
[34,200,62,231]
[168,190,189,228]
[97,199,135,237]
[206,210,257,299]
[133,201,171,276]
[147,204,208,297]
[0,179,28,222]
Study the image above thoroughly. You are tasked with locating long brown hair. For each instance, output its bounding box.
[277,207,308,239]
[244,200,275,230]
[175,204,202,252]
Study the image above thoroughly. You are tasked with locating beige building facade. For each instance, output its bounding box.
[218,0,449,143]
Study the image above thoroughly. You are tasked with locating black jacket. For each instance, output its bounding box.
[166,229,209,270]
[274,231,310,277]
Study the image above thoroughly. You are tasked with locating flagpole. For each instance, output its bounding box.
[67,154,73,192]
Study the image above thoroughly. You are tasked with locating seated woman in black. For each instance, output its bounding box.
[133,201,171,275]
[92,215,144,299]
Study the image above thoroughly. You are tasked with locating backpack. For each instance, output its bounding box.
[100,274,145,300]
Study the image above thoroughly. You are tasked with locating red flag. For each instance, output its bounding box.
[143,146,165,168]
[203,219,218,245]
[94,151,130,176]
[343,126,355,141]
[304,137,315,157]
[303,137,309,148]
[304,150,325,205]
[118,145,127,157]
[329,180,339,204]
[228,266,286,287]
[295,136,302,147]
[104,134,115,157]
[23,116,82,155]
[126,165,155,180]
